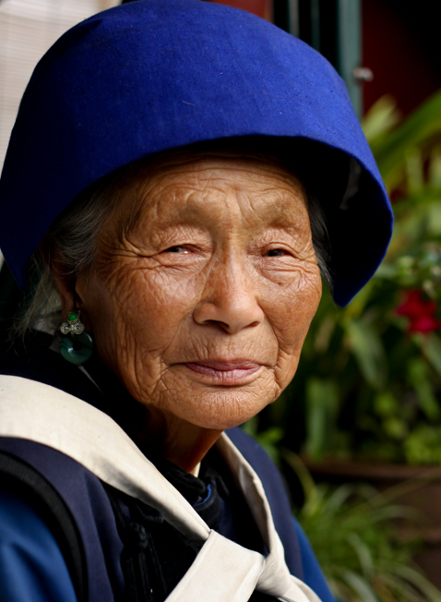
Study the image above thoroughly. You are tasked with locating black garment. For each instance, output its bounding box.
[106,449,272,602]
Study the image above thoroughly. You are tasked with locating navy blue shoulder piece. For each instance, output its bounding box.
[0,448,87,601]
[226,427,303,580]
[0,437,124,602]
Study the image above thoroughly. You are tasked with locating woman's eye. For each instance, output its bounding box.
[265,248,288,257]
[164,245,188,253]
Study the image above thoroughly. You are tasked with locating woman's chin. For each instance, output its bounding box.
[169,385,276,432]
[123,363,280,433]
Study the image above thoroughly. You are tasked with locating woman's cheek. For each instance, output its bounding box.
[274,352,302,393]
[270,272,321,389]
[273,271,321,336]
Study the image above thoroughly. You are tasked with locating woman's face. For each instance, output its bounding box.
[76,151,322,431]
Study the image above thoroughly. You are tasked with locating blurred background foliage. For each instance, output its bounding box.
[284,453,441,602]
[243,88,441,602]
[249,89,441,467]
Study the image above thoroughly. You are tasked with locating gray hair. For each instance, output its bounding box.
[16,156,332,338]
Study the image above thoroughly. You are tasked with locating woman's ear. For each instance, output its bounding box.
[46,249,93,332]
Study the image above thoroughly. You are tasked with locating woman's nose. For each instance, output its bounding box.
[193,258,264,334]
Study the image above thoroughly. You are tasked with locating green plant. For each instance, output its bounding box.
[286,452,441,602]
[255,91,441,465]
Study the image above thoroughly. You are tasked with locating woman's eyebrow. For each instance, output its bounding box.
[250,195,308,226]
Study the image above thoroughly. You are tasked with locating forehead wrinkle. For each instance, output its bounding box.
[115,179,199,240]
[234,186,309,228]
[171,189,238,232]
[108,154,308,240]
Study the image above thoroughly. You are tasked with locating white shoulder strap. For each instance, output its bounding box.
[0,375,322,602]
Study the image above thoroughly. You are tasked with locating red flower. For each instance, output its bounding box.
[396,290,441,333]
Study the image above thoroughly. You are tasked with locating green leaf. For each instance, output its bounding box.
[362,95,401,143]
[418,333,441,377]
[408,357,440,420]
[341,570,380,602]
[347,533,375,576]
[344,320,387,388]
[371,89,441,189]
[405,148,424,194]
[304,378,339,461]
[382,416,407,439]
[404,425,441,465]
[255,427,283,463]
[373,391,399,418]
[393,565,441,602]
[428,147,441,189]
[325,484,355,513]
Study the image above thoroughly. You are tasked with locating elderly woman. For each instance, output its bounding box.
[0,1,392,601]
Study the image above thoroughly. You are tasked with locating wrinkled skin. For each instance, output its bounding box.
[55,151,322,472]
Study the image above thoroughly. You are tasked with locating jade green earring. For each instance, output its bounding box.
[59,310,93,365]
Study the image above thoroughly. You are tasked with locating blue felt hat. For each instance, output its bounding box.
[0,0,392,306]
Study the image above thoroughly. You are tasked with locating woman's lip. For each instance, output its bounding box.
[188,360,261,371]
[184,360,263,384]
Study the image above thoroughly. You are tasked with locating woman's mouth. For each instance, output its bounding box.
[184,360,263,385]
